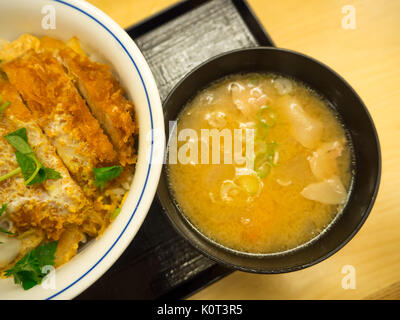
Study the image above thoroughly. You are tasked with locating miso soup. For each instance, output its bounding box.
[167,73,352,254]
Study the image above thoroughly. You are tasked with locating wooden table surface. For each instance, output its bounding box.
[87,0,400,299]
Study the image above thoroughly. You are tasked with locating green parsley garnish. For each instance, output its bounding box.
[111,207,121,220]
[0,168,21,183]
[4,127,33,154]
[0,100,11,113]
[0,227,13,235]
[5,241,58,290]
[0,203,6,216]
[0,94,10,113]
[0,128,62,185]
[93,166,123,191]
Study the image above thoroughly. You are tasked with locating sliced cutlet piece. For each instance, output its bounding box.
[0,34,40,63]
[40,36,137,166]
[2,50,118,190]
[0,80,90,239]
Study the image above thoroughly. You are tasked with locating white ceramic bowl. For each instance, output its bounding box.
[0,0,164,299]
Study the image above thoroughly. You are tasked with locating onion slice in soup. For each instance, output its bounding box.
[301,175,347,205]
[308,141,344,180]
[235,173,263,196]
[229,81,268,117]
[281,97,323,149]
[220,180,241,203]
[273,77,293,95]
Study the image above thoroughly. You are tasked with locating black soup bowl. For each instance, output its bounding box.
[157,47,381,273]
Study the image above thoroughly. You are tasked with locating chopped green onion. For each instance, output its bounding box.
[266,142,278,166]
[254,139,267,154]
[254,153,268,177]
[250,78,259,85]
[254,142,279,178]
[256,122,269,140]
[255,160,271,178]
[257,105,276,128]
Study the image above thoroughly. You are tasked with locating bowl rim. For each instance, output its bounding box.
[0,0,164,299]
[159,46,382,274]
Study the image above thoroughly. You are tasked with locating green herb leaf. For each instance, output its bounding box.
[6,251,41,290]
[0,101,11,113]
[4,128,33,155]
[0,167,21,183]
[14,150,61,185]
[0,203,7,216]
[4,128,62,185]
[44,167,62,180]
[34,241,58,267]
[93,166,123,191]
[15,151,38,182]
[5,135,34,155]
[0,227,13,235]
[5,241,58,290]
[111,208,121,220]
[6,127,28,142]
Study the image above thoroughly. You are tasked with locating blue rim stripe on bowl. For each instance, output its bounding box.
[46,0,154,300]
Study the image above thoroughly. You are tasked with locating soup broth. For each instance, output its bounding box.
[168,73,352,254]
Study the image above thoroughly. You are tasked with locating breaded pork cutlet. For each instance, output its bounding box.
[0,34,40,63]
[1,34,138,167]
[41,36,137,166]
[2,50,118,192]
[0,80,90,240]
[0,34,137,275]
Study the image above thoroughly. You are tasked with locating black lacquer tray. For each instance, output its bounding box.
[77,0,274,300]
